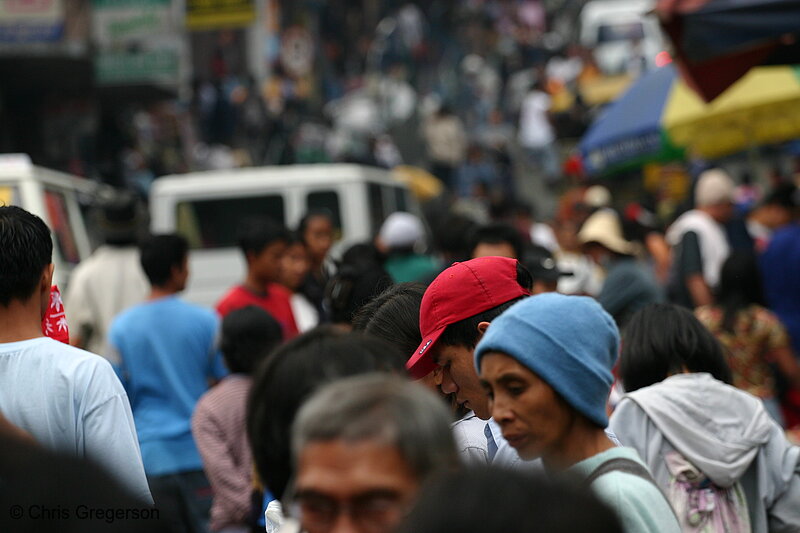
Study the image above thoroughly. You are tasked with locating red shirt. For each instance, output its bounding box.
[216,283,299,340]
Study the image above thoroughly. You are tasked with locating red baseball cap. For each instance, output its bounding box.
[407,256,530,379]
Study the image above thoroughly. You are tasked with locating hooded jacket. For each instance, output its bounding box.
[609,373,800,533]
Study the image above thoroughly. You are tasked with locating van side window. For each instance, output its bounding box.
[393,187,408,213]
[306,191,342,237]
[368,183,385,235]
[177,195,285,249]
[44,189,81,265]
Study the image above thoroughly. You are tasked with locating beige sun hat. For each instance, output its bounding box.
[578,208,636,255]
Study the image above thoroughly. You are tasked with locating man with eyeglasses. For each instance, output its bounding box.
[284,374,459,533]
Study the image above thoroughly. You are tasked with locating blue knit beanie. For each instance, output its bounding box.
[474,293,619,427]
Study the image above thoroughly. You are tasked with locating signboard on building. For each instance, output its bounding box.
[95,42,180,85]
[185,0,255,31]
[92,0,181,86]
[0,0,64,43]
[93,0,173,45]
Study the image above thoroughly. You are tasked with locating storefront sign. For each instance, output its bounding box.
[186,0,255,31]
[0,0,64,43]
[95,38,180,84]
[92,0,181,86]
[92,0,172,45]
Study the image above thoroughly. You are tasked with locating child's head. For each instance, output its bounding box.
[279,232,311,292]
[140,234,189,290]
[0,206,53,310]
[220,306,282,375]
[237,217,290,284]
[298,210,334,265]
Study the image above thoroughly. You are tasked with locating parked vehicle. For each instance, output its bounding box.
[150,164,420,307]
[0,154,102,288]
[580,0,665,76]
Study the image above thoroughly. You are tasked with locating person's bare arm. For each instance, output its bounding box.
[771,346,800,391]
[645,232,672,284]
[686,273,713,308]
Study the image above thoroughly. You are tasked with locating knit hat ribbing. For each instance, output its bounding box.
[474,293,619,427]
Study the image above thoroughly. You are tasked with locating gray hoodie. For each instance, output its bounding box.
[609,373,800,533]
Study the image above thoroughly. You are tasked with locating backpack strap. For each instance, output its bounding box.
[584,457,660,489]
[584,457,681,524]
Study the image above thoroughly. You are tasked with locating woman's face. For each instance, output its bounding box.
[479,352,576,461]
[281,242,311,291]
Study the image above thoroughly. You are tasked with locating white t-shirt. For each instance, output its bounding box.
[518,90,555,148]
[0,337,151,503]
[64,245,149,361]
[289,293,319,333]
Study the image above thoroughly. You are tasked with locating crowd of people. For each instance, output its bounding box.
[101,0,614,204]
[1,156,800,533]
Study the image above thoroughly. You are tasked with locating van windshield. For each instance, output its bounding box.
[177,195,285,249]
[597,21,645,43]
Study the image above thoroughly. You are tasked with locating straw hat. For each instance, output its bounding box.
[578,209,636,255]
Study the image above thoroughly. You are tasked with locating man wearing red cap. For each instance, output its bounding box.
[407,256,533,465]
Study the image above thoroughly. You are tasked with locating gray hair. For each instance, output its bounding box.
[291,373,459,479]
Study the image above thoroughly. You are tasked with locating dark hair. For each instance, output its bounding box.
[247,327,406,500]
[352,283,426,357]
[341,242,384,267]
[0,206,53,306]
[439,263,532,348]
[620,303,733,392]
[396,468,623,533]
[0,435,170,532]
[469,223,524,259]
[285,230,305,248]
[139,234,188,287]
[326,245,393,325]
[237,217,289,257]
[763,183,798,209]
[431,212,477,262]
[297,209,333,239]
[716,251,765,332]
[96,191,141,246]
[220,306,283,374]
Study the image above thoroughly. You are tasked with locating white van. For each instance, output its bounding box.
[150,164,420,307]
[579,0,664,75]
[0,154,100,289]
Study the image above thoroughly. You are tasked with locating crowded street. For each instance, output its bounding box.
[1,0,800,532]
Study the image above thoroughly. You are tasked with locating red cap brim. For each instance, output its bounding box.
[406,325,446,380]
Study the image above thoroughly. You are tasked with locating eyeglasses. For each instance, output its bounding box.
[289,489,409,533]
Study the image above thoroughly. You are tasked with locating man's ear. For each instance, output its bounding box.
[476,321,491,341]
[39,263,55,317]
[42,263,54,290]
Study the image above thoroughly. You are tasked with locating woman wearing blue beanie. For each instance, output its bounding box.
[475,293,679,533]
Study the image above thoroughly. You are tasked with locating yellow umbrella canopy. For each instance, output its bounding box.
[391,165,444,202]
[664,66,800,159]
